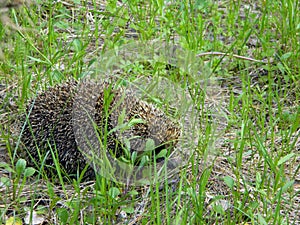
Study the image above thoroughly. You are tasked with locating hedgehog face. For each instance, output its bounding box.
[106,90,181,155]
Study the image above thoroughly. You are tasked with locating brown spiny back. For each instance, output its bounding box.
[20,80,181,180]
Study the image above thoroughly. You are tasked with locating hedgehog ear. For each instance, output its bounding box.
[166,127,177,137]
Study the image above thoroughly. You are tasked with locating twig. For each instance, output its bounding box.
[196,51,269,64]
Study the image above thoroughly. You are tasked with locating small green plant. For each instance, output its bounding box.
[0,158,35,207]
[13,159,35,200]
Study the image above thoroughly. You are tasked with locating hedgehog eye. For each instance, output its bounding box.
[154,144,167,154]
[153,143,172,163]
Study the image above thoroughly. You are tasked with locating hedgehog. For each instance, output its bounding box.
[19,79,181,181]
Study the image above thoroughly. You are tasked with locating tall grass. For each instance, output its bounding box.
[0,0,299,224]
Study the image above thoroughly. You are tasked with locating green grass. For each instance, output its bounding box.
[0,0,299,224]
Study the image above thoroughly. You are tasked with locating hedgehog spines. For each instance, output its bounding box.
[20,80,181,180]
